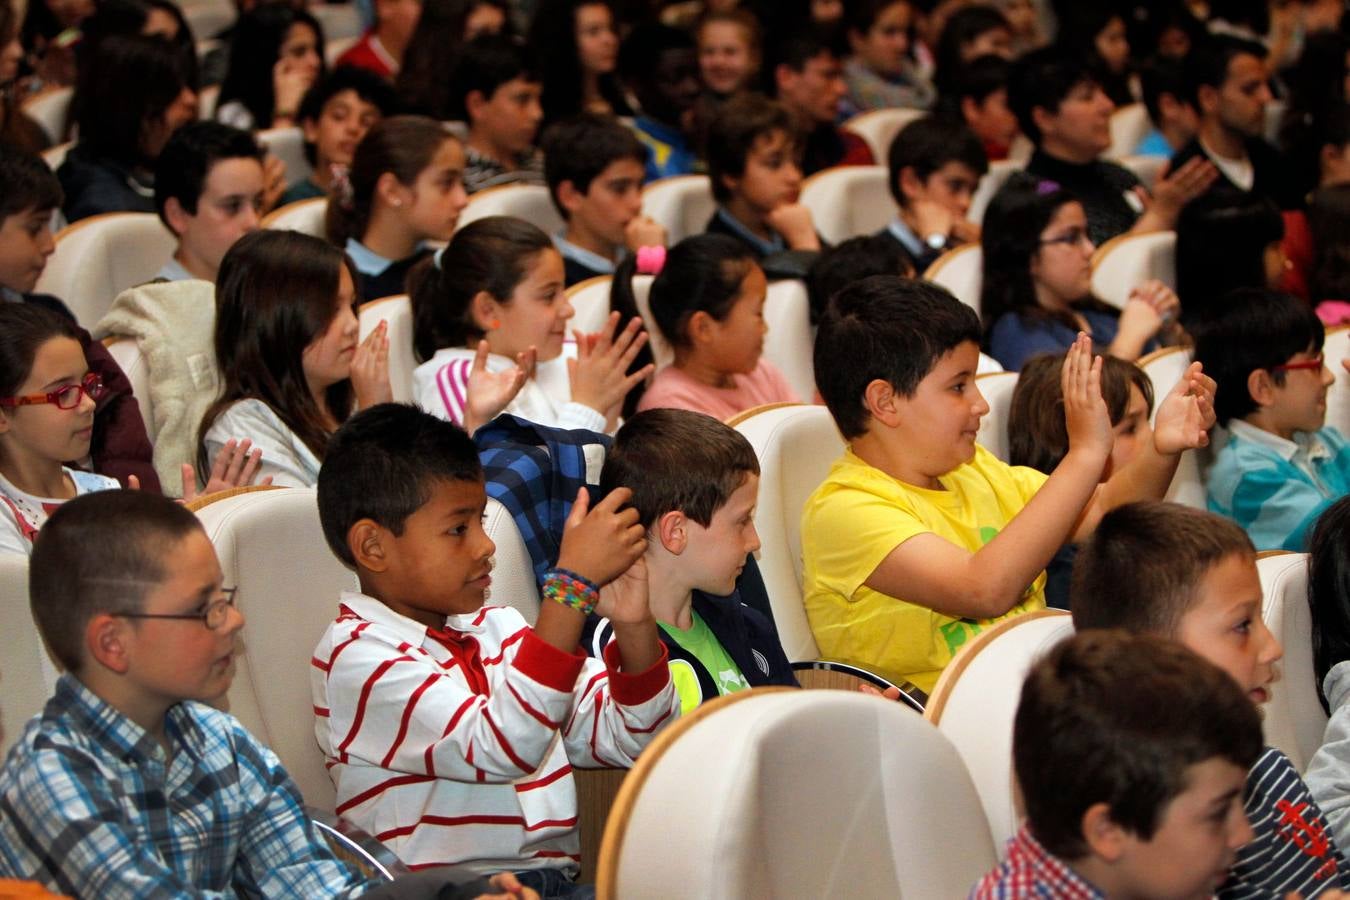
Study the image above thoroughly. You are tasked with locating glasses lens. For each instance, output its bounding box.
[54,383,81,409]
[206,601,228,630]
[84,374,105,401]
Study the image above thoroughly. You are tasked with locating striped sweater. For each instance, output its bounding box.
[311,591,677,875]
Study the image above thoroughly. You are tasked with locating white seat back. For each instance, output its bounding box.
[840,107,928,162]
[257,126,314,188]
[35,213,176,328]
[1089,230,1176,310]
[1120,154,1168,191]
[262,196,328,237]
[483,497,540,624]
[357,295,415,403]
[924,244,982,314]
[22,86,72,145]
[926,611,1075,852]
[734,405,844,661]
[460,183,565,236]
[310,1,363,40]
[182,0,235,41]
[798,165,891,245]
[1325,327,1350,438]
[0,556,60,756]
[641,175,715,244]
[325,35,359,65]
[565,275,614,335]
[105,337,155,442]
[198,84,221,121]
[969,159,1022,226]
[976,371,1019,463]
[1107,103,1151,160]
[603,690,997,899]
[195,488,357,809]
[627,274,668,368]
[1259,552,1325,772]
[762,279,816,402]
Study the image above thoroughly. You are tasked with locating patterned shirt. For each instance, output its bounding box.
[463,146,545,195]
[0,675,372,899]
[970,824,1105,899]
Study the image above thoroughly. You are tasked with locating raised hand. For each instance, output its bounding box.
[1145,156,1218,224]
[556,486,646,587]
[624,215,667,251]
[272,56,316,124]
[180,438,273,502]
[351,320,392,410]
[260,154,287,214]
[1153,361,1216,455]
[593,555,653,626]
[462,339,534,434]
[1062,334,1114,463]
[764,203,821,250]
[567,312,654,417]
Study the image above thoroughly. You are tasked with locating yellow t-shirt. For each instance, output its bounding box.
[801,444,1049,693]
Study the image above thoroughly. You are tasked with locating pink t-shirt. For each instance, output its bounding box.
[636,360,799,420]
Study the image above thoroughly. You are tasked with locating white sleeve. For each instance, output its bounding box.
[415,357,471,426]
[203,401,317,489]
[0,511,31,557]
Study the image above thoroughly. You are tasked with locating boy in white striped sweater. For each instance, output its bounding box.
[311,404,679,898]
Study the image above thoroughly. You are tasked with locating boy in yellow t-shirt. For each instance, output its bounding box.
[802,277,1217,693]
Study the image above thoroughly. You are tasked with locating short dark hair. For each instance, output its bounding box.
[1007,46,1098,145]
[886,116,988,208]
[769,30,838,81]
[541,113,647,219]
[706,93,796,203]
[1181,34,1268,109]
[815,276,981,439]
[297,66,397,166]
[1175,194,1284,330]
[0,146,62,220]
[1009,353,1154,474]
[617,21,695,89]
[1071,501,1255,636]
[844,0,912,38]
[1191,288,1324,426]
[1139,56,1191,128]
[449,34,540,122]
[637,233,756,349]
[933,5,1010,94]
[600,409,760,529]
[317,403,483,568]
[30,490,203,672]
[1311,496,1350,711]
[0,303,80,399]
[805,234,914,325]
[153,121,262,227]
[939,52,1011,110]
[1016,629,1262,861]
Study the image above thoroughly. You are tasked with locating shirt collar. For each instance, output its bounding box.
[368,34,398,75]
[52,673,205,763]
[1006,824,1107,899]
[553,233,617,275]
[1226,418,1332,463]
[886,217,925,258]
[344,238,393,276]
[155,258,195,282]
[1,286,22,303]
[714,206,785,256]
[337,589,491,642]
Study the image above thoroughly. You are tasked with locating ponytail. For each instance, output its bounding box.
[326,115,453,247]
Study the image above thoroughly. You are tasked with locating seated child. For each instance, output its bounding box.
[542,113,667,287]
[806,233,914,325]
[1007,352,1156,608]
[0,489,525,898]
[280,66,395,207]
[451,35,545,195]
[970,629,1262,898]
[624,233,799,419]
[311,403,678,892]
[586,408,796,711]
[878,116,987,274]
[1306,496,1350,851]
[617,23,701,182]
[0,145,157,490]
[704,93,822,258]
[802,277,1215,693]
[153,121,265,283]
[1193,287,1350,551]
[1072,500,1350,897]
[410,216,650,434]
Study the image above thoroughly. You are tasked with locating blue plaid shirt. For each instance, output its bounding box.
[0,674,374,898]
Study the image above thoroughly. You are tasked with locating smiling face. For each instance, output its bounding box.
[0,206,56,294]
[679,472,761,596]
[886,339,990,485]
[482,248,573,362]
[301,266,359,394]
[1031,201,1095,309]
[0,336,96,474]
[1174,552,1281,707]
[699,19,756,95]
[304,88,383,172]
[374,476,496,626]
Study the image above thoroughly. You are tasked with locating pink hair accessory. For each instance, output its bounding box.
[635,245,666,275]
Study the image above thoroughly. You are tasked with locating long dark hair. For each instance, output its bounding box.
[326,115,453,247]
[1310,184,1350,303]
[218,4,324,129]
[528,0,630,124]
[71,33,189,168]
[1310,497,1350,712]
[396,0,511,118]
[1175,193,1283,329]
[407,215,553,362]
[614,233,755,350]
[198,230,357,474]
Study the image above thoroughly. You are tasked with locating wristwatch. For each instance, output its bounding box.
[925,232,949,252]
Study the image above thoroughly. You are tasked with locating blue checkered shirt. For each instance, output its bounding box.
[0,674,374,898]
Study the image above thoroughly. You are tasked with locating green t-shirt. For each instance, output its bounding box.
[660,610,751,714]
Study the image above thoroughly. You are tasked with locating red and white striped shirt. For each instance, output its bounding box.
[311,591,677,875]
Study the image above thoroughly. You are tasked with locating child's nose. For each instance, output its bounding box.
[1258,619,1283,664]
[745,523,761,554]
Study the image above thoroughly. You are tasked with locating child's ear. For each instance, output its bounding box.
[556,179,586,216]
[719,171,741,200]
[163,196,192,238]
[655,509,688,554]
[0,407,11,434]
[1080,801,1130,863]
[470,290,499,331]
[86,613,131,675]
[464,89,488,123]
[687,309,717,346]
[897,166,924,204]
[301,116,320,145]
[1248,368,1277,408]
[374,171,409,211]
[862,378,903,427]
[348,519,390,573]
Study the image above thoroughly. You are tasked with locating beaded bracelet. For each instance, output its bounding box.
[543,567,600,615]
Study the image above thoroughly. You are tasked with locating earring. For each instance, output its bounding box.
[391,199,403,208]
[488,318,501,330]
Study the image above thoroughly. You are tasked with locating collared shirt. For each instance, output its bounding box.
[154,257,194,283]
[344,237,393,277]
[553,234,616,286]
[0,675,371,899]
[463,145,545,195]
[969,824,1106,899]
[1227,419,1335,488]
[710,206,785,258]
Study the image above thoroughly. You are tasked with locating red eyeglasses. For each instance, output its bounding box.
[1272,353,1326,373]
[0,372,105,410]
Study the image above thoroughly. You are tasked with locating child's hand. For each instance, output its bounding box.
[910,198,955,246]
[463,339,534,434]
[568,312,654,416]
[272,56,315,122]
[765,203,821,250]
[1152,361,1216,455]
[351,320,392,410]
[1114,295,1166,359]
[1145,156,1218,222]
[1062,334,1114,462]
[260,154,287,214]
[1129,279,1181,325]
[593,554,653,626]
[556,486,646,587]
[478,872,539,900]
[624,215,667,251]
[858,683,903,701]
[179,439,274,502]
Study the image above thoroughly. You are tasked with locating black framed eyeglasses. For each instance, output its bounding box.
[1038,227,1092,249]
[116,587,238,630]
